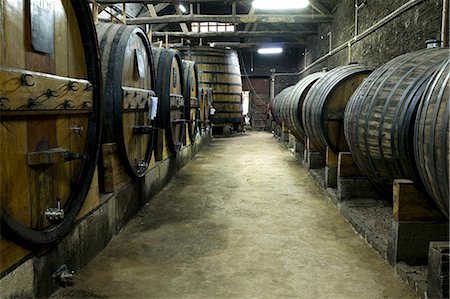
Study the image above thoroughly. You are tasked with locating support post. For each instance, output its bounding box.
[325,147,337,188]
[337,152,379,200]
[305,138,325,170]
[387,179,449,265]
[427,242,449,299]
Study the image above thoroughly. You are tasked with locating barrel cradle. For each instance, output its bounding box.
[152,48,185,154]
[182,60,200,142]
[96,23,156,179]
[177,47,244,127]
[282,72,326,141]
[0,0,101,246]
[414,57,450,218]
[302,64,373,155]
[344,48,449,197]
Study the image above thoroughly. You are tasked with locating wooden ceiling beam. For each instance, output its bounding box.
[151,31,314,38]
[309,0,331,15]
[127,14,333,25]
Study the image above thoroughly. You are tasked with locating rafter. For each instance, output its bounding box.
[151,31,314,38]
[127,14,333,25]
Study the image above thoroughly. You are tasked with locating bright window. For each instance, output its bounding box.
[191,22,235,32]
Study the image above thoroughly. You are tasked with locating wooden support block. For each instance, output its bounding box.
[428,242,449,299]
[101,143,131,193]
[77,167,100,220]
[393,179,446,222]
[338,152,362,178]
[326,146,338,168]
[154,128,165,162]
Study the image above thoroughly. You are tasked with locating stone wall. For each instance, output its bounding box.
[301,0,443,74]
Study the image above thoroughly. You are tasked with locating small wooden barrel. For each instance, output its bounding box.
[270,86,294,125]
[302,64,373,155]
[152,48,185,154]
[344,48,448,196]
[96,23,156,178]
[282,72,326,141]
[178,47,243,125]
[0,0,101,245]
[182,60,200,142]
[414,58,449,217]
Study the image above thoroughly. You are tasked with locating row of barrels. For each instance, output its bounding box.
[0,1,212,246]
[270,47,449,218]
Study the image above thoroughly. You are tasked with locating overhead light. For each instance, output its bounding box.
[178,4,187,13]
[257,47,283,54]
[252,0,309,9]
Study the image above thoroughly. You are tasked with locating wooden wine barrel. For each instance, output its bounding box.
[96,23,156,178]
[177,47,243,125]
[282,72,326,140]
[344,48,448,196]
[182,60,200,142]
[199,87,212,133]
[0,0,101,245]
[152,48,185,154]
[303,64,373,155]
[270,86,294,125]
[414,58,449,217]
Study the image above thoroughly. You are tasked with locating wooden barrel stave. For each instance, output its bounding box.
[344,48,448,196]
[97,23,156,178]
[414,58,450,217]
[177,47,243,126]
[182,60,200,142]
[270,86,294,126]
[152,48,185,154]
[0,0,101,245]
[283,72,326,141]
[302,64,373,155]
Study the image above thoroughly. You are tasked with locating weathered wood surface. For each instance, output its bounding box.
[182,60,200,142]
[270,86,294,126]
[1,0,100,251]
[344,48,448,198]
[152,47,185,154]
[178,47,243,125]
[414,58,450,218]
[97,23,156,179]
[302,64,373,155]
[281,72,325,141]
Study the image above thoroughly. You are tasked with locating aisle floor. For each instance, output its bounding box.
[53,131,416,298]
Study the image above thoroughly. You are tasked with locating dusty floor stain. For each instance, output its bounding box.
[52,132,416,299]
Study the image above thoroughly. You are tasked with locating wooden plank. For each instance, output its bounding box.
[393,179,447,222]
[0,67,93,114]
[337,152,362,178]
[54,0,68,77]
[152,30,313,38]
[101,143,132,193]
[0,120,31,227]
[127,14,333,25]
[2,0,26,68]
[326,146,338,168]
[77,167,99,220]
[0,240,31,274]
[122,86,155,110]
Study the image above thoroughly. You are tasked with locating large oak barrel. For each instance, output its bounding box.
[344,48,448,196]
[96,23,156,178]
[414,57,449,217]
[199,87,212,133]
[282,72,326,140]
[303,64,373,155]
[0,0,101,245]
[177,47,243,126]
[270,86,294,125]
[182,60,200,142]
[152,48,185,154]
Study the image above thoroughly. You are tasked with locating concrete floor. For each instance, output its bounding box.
[52,131,416,298]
